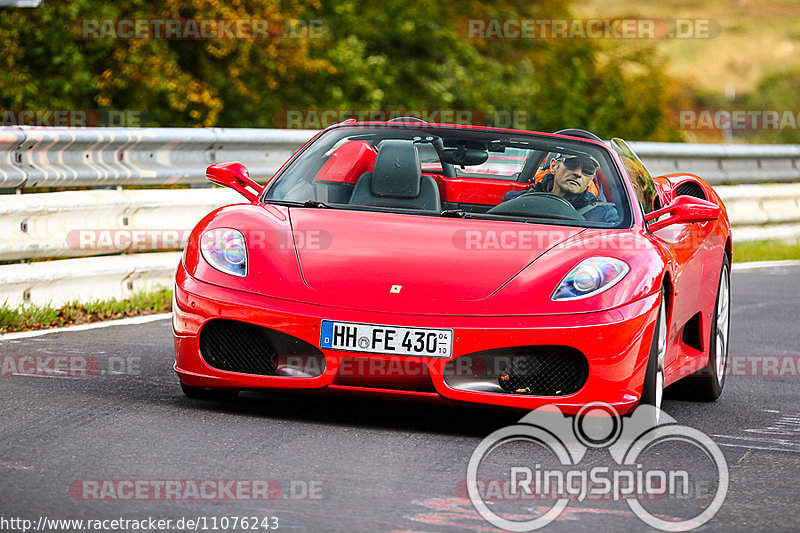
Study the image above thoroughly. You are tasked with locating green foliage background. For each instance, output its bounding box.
[1,0,681,140]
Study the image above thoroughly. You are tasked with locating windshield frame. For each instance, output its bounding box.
[260,123,635,229]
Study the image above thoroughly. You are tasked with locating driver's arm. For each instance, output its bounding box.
[583,203,621,225]
[502,168,550,202]
[502,189,526,202]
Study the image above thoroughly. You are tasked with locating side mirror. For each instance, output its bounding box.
[645,195,721,232]
[206,162,263,202]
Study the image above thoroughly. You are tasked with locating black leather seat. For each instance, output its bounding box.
[349,140,441,211]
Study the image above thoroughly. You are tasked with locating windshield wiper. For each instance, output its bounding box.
[303,200,334,208]
[263,199,335,209]
[439,209,471,218]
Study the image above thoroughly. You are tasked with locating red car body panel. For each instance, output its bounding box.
[316,140,377,184]
[174,262,659,413]
[429,174,530,205]
[291,209,583,303]
[173,122,732,411]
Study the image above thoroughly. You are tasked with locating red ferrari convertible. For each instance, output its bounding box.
[173,120,731,416]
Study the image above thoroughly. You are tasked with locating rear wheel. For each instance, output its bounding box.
[639,288,668,424]
[673,256,730,401]
[180,381,239,401]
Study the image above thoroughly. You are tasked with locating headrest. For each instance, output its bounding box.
[371,140,421,198]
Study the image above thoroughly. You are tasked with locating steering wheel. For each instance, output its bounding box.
[487,192,585,221]
[519,192,574,208]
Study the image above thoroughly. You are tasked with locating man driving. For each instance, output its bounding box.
[503,154,620,224]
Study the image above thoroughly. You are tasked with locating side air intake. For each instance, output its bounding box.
[675,181,707,200]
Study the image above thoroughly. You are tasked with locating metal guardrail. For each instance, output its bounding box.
[0,126,318,188]
[2,127,799,188]
[629,141,800,185]
[0,252,181,307]
[1,126,799,307]
[0,188,242,261]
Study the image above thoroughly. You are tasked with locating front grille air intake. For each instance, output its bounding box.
[497,349,588,395]
[200,320,277,375]
[199,319,325,377]
[443,346,589,396]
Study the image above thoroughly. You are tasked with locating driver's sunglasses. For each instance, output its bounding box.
[560,155,599,177]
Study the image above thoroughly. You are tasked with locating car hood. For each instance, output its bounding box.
[290,209,584,303]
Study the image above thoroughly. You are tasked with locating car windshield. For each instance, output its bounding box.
[263,124,631,228]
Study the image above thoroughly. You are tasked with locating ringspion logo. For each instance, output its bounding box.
[467,403,728,531]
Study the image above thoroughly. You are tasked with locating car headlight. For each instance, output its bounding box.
[200,228,247,277]
[552,257,629,300]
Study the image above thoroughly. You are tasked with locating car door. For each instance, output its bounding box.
[610,138,707,372]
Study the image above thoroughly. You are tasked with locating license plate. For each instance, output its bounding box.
[320,320,453,357]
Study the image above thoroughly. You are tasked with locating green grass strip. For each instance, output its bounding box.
[0,288,172,334]
[734,240,800,263]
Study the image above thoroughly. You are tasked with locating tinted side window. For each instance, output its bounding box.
[610,138,657,214]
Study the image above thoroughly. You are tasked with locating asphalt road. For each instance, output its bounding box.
[1,264,799,533]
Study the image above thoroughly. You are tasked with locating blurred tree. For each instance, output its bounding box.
[0,0,328,126]
[0,0,679,140]
[291,0,681,140]
[687,68,800,144]
[742,68,800,144]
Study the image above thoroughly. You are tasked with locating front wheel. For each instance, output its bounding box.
[639,288,668,424]
[673,256,730,401]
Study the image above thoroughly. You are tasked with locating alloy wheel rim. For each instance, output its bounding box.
[715,268,730,384]
[654,301,667,419]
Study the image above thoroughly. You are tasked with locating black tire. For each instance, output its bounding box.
[639,288,667,423]
[180,381,239,401]
[671,256,730,401]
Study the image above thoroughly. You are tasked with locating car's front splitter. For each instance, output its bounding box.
[173,262,660,414]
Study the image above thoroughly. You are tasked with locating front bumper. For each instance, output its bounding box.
[173,262,660,413]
